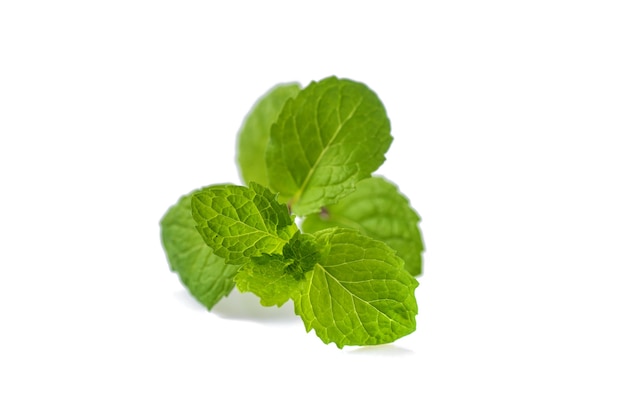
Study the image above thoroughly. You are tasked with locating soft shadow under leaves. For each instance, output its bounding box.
[210,290,299,324]
[346,344,415,356]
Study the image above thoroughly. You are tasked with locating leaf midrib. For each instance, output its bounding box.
[290,96,364,208]
[317,263,396,325]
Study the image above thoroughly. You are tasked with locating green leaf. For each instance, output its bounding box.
[236,83,301,187]
[292,228,418,348]
[281,231,321,281]
[234,232,320,307]
[191,182,298,265]
[160,190,240,310]
[266,76,393,216]
[234,254,295,307]
[301,176,425,276]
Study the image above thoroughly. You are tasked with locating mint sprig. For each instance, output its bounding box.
[160,76,425,348]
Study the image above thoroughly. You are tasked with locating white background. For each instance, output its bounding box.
[1,1,625,416]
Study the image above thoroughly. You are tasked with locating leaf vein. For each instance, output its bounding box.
[292,95,364,205]
[318,264,396,325]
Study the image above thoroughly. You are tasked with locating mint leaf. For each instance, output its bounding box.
[234,232,320,307]
[292,228,418,348]
[236,82,301,187]
[301,176,425,276]
[266,76,393,216]
[281,232,321,281]
[234,254,295,307]
[160,190,240,310]
[191,182,298,265]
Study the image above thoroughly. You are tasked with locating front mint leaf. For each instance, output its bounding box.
[191,182,298,265]
[266,76,393,216]
[293,228,418,348]
[301,176,425,276]
[236,82,301,187]
[160,190,240,310]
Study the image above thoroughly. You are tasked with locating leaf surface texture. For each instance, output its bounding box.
[192,183,298,265]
